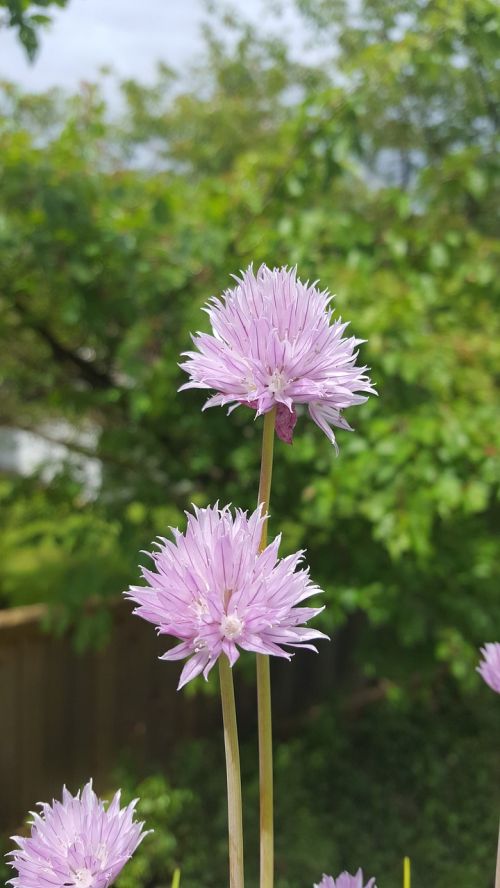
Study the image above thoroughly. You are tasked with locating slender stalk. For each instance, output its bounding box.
[256,406,277,888]
[219,655,245,888]
[171,869,181,888]
[256,654,273,888]
[496,820,500,888]
[403,857,411,888]
[257,407,277,533]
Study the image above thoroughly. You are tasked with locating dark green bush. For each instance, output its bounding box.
[113,690,500,888]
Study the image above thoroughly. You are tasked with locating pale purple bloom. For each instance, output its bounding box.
[315,870,376,888]
[477,643,500,693]
[126,504,327,689]
[180,264,375,450]
[7,781,148,888]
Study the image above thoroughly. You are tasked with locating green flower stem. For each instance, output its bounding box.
[257,407,277,536]
[256,406,277,888]
[496,819,500,888]
[256,654,273,888]
[403,857,410,888]
[219,654,245,888]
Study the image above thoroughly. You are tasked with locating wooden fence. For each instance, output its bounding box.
[0,601,221,831]
[0,600,342,832]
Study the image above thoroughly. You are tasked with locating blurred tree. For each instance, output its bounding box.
[295,0,499,180]
[0,0,498,686]
[0,0,70,59]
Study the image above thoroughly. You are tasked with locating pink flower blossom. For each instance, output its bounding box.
[180,264,375,450]
[8,781,148,888]
[477,643,500,693]
[126,504,327,689]
[315,870,376,888]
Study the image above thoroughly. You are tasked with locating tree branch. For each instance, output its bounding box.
[12,294,115,390]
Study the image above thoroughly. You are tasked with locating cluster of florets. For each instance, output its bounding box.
[315,872,376,888]
[7,781,148,888]
[180,264,376,451]
[126,504,327,689]
[477,643,500,694]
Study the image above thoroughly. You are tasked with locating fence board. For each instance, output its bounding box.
[0,632,20,825]
[18,635,45,815]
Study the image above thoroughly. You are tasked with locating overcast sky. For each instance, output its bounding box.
[0,0,305,92]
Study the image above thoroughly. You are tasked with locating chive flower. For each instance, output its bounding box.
[180,264,375,450]
[315,871,377,888]
[477,643,500,693]
[7,781,148,888]
[126,504,327,688]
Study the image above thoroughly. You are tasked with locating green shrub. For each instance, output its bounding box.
[113,691,500,887]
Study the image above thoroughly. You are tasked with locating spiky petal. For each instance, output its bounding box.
[7,780,149,888]
[477,643,500,693]
[125,504,328,689]
[180,264,376,449]
[315,870,377,888]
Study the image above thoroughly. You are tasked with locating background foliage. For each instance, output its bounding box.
[0,0,70,59]
[1,0,499,884]
[1,0,498,682]
[111,691,500,888]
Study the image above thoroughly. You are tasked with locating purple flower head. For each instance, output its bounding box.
[477,643,500,693]
[180,264,376,450]
[126,503,328,689]
[315,870,376,888]
[7,780,149,888]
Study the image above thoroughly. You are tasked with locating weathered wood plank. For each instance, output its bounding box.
[18,635,46,816]
[0,637,21,828]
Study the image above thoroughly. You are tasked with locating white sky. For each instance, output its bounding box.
[0,0,306,91]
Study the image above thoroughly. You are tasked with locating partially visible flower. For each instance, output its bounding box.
[7,780,149,888]
[315,870,376,888]
[180,264,376,450]
[477,643,500,693]
[126,503,327,689]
